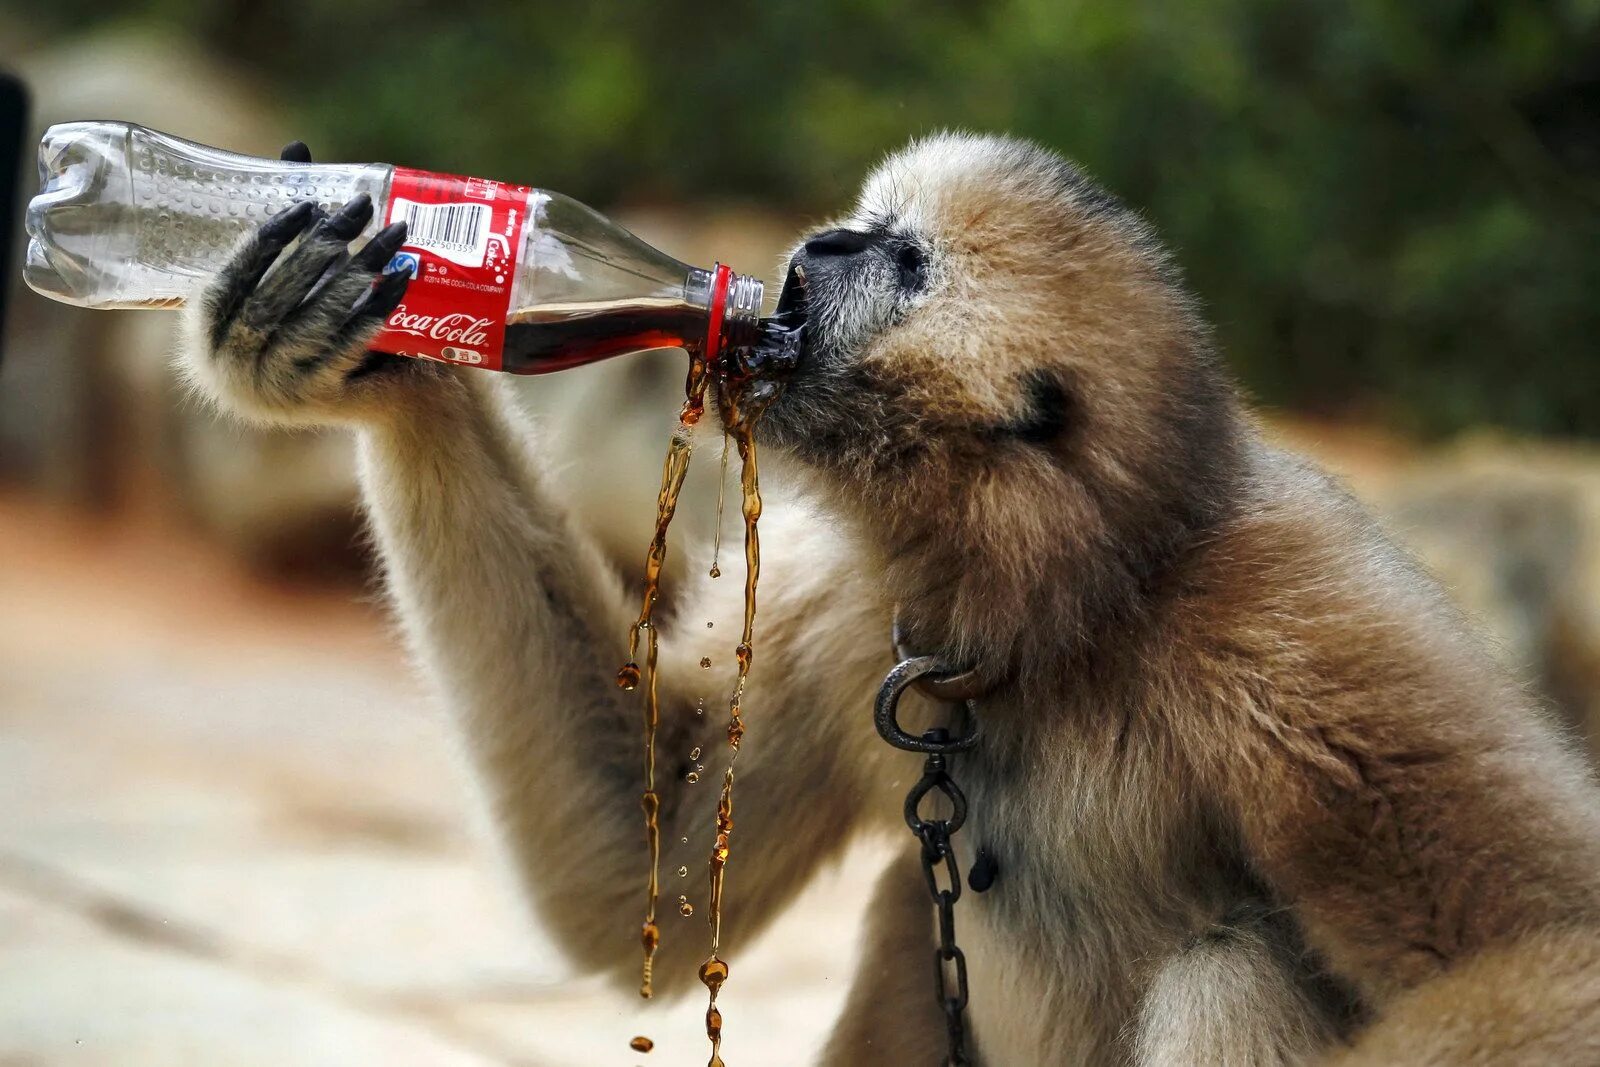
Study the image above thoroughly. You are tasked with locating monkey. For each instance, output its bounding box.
[181,132,1600,1065]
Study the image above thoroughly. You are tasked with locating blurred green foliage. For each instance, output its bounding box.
[10,0,1600,436]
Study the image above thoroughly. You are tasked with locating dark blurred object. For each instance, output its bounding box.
[0,69,27,369]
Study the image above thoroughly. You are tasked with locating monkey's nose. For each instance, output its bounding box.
[802,228,872,258]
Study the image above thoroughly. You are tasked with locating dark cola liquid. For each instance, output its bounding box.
[502,299,708,374]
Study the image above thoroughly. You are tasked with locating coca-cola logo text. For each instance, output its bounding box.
[386,306,493,348]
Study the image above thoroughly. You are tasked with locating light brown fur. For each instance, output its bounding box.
[183,132,1600,1064]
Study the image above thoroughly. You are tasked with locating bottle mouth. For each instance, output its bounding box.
[721,269,765,353]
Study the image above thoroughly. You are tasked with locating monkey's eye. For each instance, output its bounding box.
[895,243,927,292]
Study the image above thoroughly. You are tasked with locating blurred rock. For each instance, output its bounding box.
[1376,440,1600,758]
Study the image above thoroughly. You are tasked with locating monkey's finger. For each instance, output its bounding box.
[262,261,407,380]
[341,269,411,337]
[321,193,374,243]
[271,262,410,372]
[247,195,375,329]
[204,199,318,349]
[325,269,410,350]
[304,250,352,306]
[351,221,409,273]
[283,221,408,335]
[261,221,409,367]
[336,224,412,336]
[280,141,313,164]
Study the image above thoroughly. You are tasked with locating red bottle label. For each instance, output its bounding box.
[369,167,533,372]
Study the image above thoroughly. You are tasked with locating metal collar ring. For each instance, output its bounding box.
[875,656,980,753]
[891,613,991,704]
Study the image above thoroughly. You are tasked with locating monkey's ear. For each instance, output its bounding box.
[280,141,313,164]
[990,370,1075,446]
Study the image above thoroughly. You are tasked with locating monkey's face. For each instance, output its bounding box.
[757,132,1219,497]
[748,134,1239,658]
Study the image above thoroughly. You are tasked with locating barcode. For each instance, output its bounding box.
[390,198,492,266]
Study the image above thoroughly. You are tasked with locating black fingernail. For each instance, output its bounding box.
[354,222,409,269]
[325,193,374,239]
[260,200,316,240]
[280,141,312,164]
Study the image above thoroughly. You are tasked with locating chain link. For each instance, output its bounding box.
[876,656,980,1067]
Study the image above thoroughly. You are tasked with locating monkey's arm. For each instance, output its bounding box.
[1320,927,1600,1065]
[180,201,900,995]
[359,381,900,993]
[1179,514,1600,1062]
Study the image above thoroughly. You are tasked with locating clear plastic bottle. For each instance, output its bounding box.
[23,121,770,374]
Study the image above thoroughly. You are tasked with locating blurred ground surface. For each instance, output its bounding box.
[0,494,876,1067]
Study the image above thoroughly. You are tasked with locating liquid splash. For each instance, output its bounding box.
[620,350,711,999]
[696,379,769,1066]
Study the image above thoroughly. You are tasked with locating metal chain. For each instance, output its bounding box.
[875,653,981,1067]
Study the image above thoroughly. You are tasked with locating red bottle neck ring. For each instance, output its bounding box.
[704,262,763,367]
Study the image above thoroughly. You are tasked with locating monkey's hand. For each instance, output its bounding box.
[181,139,439,428]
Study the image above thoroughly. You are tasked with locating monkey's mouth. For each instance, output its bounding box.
[712,263,807,429]
[739,261,808,378]
[771,261,809,327]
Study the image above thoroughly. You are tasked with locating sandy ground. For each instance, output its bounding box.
[0,496,885,1066]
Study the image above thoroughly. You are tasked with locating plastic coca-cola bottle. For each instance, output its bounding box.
[23,121,782,374]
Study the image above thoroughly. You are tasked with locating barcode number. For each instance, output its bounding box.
[390,198,492,266]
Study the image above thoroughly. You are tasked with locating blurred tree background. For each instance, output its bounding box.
[6,0,1600,436]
